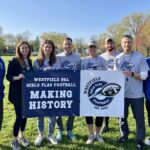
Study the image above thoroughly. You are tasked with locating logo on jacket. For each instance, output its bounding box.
[121,61,135,71]
[62,61,75,70]
[84,77,121,108]
[87,62,101,70]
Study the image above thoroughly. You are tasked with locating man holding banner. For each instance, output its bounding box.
[56,37,81,142]
[114,35,149,150]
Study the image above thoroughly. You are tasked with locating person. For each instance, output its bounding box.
[144,57,150,145]
[100,37,120,133]
[34,40,61,146]
[114,35,149,150]
[81,40,107,144]
[0,56,5,131]
[6,41,32,150]
[56,37,81,142]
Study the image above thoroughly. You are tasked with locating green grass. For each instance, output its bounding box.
[0,56,150,150]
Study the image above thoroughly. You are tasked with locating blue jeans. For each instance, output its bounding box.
[37,117,56,136]
[57,116,75,131]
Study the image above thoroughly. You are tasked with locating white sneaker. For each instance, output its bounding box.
[11,140,22,150]
[47,135,58,145]
[145,137,150,145]
[86,135,95,144]
[95,134,104,143]
[34,135,43,146]
[18,136,30,147]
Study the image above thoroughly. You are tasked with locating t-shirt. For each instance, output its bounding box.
[81,56,107,70]
[100,51,120,70]
[34,57,61,70]
[114,51,149,98]
[57,52,81,70]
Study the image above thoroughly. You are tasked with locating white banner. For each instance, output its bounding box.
[80,70,124,118]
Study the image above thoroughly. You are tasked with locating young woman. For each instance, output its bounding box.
[34,40,60,146]
[6,41,32,150]
[81,40,107,144]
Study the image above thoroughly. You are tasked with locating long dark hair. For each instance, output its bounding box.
[16,41,32,68]
[37,40,56,66]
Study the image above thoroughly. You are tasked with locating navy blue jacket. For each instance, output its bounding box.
[144,57,150,101]
[0,57,5,101]
[6,57,32,105]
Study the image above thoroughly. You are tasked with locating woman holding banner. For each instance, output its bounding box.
[34,40,60,146]
[81,40,107,144]
[6,41,32,150]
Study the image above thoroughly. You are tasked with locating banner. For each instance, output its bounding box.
[22,70,124,118]
[22,70,80,117]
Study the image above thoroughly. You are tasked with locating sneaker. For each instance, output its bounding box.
[117,135,128,143]
[67,131,76,141]
[95,134,104,143]
[145,137,150,145]
[18,136,30,147]
[56,130,63,142]
[86,134,95,144]
[34,135,43,146]
[11,140,21,150]
[47,135,58,145]
[136,141,145,150]
[101,126,109,134]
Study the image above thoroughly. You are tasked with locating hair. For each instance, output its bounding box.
[122,34,133,40]
[16,41,32,68]
[63,37,73,43]
[37,40,56,66]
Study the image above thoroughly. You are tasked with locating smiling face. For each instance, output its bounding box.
[63,39,73,53]
[88,45,97,57]
[105,41,114,52]
[19,43,30,58]
[43,43,53,58]
[121,37,133,53]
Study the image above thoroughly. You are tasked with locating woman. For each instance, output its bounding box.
[81,40,107,144]
[6,41,32,150]
[34,40,60,146]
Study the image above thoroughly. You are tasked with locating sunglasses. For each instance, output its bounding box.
[89,45,96,48]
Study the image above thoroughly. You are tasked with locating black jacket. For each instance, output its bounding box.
[6,57,32,105]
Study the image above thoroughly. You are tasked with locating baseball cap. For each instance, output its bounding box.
[105,37,114,43]
[87,40,98,48]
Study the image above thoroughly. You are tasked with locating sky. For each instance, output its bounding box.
[0,0,150,41]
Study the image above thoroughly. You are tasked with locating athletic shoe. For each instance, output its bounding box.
[95,134,104,143]
[47,135,58,145]
[86,134,95,144]
[34,135,43,146]
[136,141,145,150]
[56,130,63,142]
[117,135,128,143]
[101,126,109,134]
[145,137,150,145]
[11,140,21,150]
[67,131,76,141]
[18,136,30,147]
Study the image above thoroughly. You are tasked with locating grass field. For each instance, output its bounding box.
[0,56,150,150]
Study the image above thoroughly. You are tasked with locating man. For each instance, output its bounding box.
[56,37,81,142]
[100,37,120,133]
[114,35,149,150]
[0,56,5,131]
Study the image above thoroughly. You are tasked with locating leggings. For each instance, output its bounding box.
[86,117,103,127]
[13,105,27,137]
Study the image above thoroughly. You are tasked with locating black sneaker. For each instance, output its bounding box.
[136,141,145,150]
[117,135,128,143]
[101,126,109,134]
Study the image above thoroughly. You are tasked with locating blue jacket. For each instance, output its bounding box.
[0,57,5,101]
[144,57,150,101]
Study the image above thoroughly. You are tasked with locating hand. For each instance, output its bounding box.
[123,70,132,77]
[18,73,25,80]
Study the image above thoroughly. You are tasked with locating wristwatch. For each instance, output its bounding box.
[131,72,134,77]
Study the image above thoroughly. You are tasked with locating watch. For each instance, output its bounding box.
[131,72,134,77]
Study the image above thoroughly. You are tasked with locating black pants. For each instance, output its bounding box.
[86,117,103,127]
[146,101,150,127]
[13,105,27,137]
[0,100,3,131]
[104,117,109,127]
